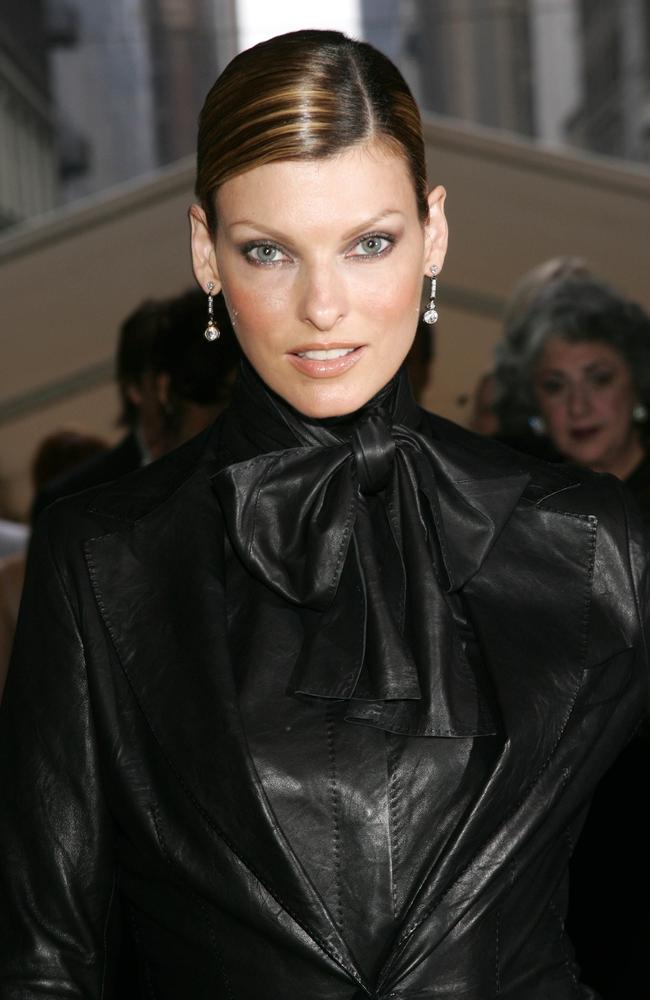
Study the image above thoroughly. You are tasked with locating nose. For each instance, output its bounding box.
[298,263,347,331]
[567,382,591,419]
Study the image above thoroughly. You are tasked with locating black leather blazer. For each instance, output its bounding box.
[0,411,647,1000]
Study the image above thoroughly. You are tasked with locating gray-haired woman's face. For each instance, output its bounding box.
[533,336,642,477]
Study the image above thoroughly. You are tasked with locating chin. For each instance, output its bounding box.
[566,445,604,468]
[288,383,385,420]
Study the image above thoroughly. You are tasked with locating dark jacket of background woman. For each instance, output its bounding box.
[0,394,647,1000]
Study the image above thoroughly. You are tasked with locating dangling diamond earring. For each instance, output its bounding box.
[204,281,220,342]
[633,403,648,423]
[423,265,439,324]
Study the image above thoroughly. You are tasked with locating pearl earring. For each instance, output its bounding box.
[204,282,220,342]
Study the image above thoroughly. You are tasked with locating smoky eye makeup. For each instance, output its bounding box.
[346,232,396,259]
[239,240,292,266]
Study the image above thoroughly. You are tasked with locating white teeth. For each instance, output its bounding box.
[297,348,355,360]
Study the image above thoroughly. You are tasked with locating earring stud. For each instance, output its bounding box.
[204,281,220,342]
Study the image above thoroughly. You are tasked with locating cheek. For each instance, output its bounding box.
[370,267,422,314]
[222,277,288,341]
[611,382,635,410]
[536,394,566,430]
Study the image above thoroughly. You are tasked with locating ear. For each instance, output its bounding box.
[189,204,221,294]
[423,185,448,275]
[125,382,143,407]
[155,372,171,410]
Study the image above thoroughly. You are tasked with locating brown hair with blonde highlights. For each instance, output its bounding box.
[195,29,429,234]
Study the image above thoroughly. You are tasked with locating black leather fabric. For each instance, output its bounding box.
[31,430,143,521]
[0,373,648,999]
[214,364,500,737]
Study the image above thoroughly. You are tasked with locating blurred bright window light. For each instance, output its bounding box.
[237,0,361,50]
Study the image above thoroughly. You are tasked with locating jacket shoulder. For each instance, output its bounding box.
[420,409,633,520]
[41,422,223,543]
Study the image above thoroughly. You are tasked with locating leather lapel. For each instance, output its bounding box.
[84,465,369,993]
[435,471,531,590]
[378,500,599,991]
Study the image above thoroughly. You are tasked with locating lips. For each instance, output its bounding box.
[569,427,600,441]
[288,344,365,378]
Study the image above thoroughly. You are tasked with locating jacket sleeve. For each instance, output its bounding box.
[0,507,118,999]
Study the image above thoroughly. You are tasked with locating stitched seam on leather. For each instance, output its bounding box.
[385,487,406,632]
[494,906,501,997]
[387,736,402,919]
[393,512,597,950]
[331,468,357,600]
[45,518,121,991]
[85,539,364,988]
[126,904,157,1000]
[246,456,276,561]
[200,899,235,1000]
[151,803,234,999]
[326,705,344,933]
[548,899,581,995]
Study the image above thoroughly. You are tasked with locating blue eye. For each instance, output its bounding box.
[243,242,288,265]
[349,234,394,258]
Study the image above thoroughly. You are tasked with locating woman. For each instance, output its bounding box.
[0,31,647,999]
[495,275,650,999]
[494,275,650,514]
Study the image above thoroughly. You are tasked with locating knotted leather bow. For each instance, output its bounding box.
[213,364,522,736]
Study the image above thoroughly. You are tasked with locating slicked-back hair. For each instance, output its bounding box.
[195,30,429,233]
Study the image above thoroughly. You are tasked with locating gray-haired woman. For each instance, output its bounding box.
[495,275,650,515]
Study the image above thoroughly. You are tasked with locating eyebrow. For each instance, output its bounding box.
[226,209,406,240]
[537,360,618,377]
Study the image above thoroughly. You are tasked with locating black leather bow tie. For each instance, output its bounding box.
[213,363,499,737]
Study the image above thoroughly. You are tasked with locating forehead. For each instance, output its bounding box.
[537,337,626,371]
[214,141,419,230]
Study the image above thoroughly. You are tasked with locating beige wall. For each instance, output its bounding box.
[1,118,649,516]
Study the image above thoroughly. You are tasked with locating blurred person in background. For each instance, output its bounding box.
[32,291,240,522]
[150,287,240,455]
[31,299,166,521]
[494,271,650,999]
[0,428,108,698]
[502,256,591,343]
[467,371,499,436]
[494,274,650,516]
[488,257,592,457]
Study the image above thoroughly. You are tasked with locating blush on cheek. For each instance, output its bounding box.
[373,272,421,312]
[226,282,287,328]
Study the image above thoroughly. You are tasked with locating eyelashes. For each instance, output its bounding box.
[241,241,287,265]
[239,231,397,267]
[347,233,395,259]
